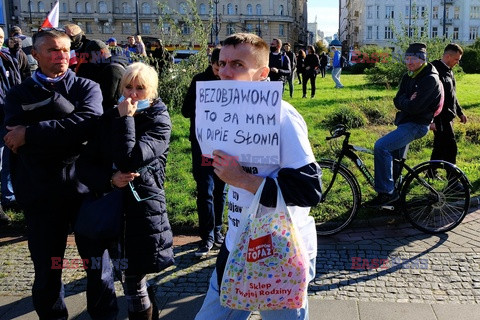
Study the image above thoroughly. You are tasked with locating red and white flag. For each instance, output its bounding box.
[40,1,59,29]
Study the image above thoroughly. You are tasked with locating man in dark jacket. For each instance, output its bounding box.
[367,43,443,207]
[3,29,103,320]
[182,47,226,256]
[430,43,466,166]
[282,42,296,98]
[268,38,290,92]
[0,27,23,224]
[9,26,37,72]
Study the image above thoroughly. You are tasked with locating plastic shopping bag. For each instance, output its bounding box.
[220,179,309,311]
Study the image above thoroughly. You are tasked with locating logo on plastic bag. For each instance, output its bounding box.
[247,234,273,262]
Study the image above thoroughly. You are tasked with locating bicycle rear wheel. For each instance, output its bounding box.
[314,160,361,235]
[401,161,470,234]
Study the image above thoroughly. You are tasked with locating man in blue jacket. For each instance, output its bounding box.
[331,46,344,88]
[4,28,103,320]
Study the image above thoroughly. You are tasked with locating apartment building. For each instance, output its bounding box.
[7,0,308,47]
[340,0,480,50]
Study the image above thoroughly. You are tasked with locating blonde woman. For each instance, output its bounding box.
[76,62,172,320]
[134,34,147,56]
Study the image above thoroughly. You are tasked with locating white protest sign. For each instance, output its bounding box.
[195,80,282,164]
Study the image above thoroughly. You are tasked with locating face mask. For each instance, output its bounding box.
[118,96,151,113]
[270,46,277,53]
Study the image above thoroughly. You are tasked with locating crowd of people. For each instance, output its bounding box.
[0,23,468,320]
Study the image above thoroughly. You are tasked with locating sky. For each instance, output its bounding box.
[308,0,339,37]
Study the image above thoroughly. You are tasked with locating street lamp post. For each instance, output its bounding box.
[408,0,412,37]
[135,0,140,35]
[28,1,33,24]
[214,0,219,45]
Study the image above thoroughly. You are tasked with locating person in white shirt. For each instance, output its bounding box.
[195,32,322,320]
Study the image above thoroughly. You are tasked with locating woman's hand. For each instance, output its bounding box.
[111,171,140,188]
[118,97,137,117]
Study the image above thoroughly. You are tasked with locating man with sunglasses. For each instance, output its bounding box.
[3,28,103,319]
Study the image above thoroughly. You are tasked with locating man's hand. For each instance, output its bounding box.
[270,67,279,73]
[111,171,140,188]
[212,150,263,194]
[430,123,436,131]
[4,126,26,154]
[459,114,467,124]
[410,92,417,100]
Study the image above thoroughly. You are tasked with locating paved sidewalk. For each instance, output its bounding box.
[1,199,479,319]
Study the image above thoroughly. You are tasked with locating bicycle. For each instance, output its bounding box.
[313,124,471,236]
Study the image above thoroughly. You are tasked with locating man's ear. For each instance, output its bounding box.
[31,48,39,61]
[259,66,270,80]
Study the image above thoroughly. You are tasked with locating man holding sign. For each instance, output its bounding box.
[195,33,322,320]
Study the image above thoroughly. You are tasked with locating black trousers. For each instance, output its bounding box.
[431,117,457,164]
[302,72,317,97]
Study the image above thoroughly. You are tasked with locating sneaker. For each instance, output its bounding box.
[364,192,399,208]
[195,242,213,257]
[0,207,11,226]
[214,232,224,247]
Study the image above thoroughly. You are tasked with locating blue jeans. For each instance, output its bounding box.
[1,146,16,206]
[331,67,343,88]
[374,122,429,194]
[194,257,316,320]
[191,139,226,246]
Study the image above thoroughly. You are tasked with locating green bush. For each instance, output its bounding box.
[460,48,480,74]
[359,99,394,125]
[323,105,367,129]
[365,61,405,88]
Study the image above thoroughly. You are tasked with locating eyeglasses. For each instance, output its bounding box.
[128,166,158,202]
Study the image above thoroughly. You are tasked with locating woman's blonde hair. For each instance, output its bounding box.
[120,62,159,100]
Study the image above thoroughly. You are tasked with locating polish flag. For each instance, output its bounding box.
[40,1,60,29]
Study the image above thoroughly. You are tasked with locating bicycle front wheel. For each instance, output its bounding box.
[401,161,470,234]
[313,160,361,236]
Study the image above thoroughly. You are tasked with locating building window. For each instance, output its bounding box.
[102,22,112,34]
[199,3,206,15]
[99,1,107,13]
[376,6,380,19]
[61,2,67,13]
[182,24,191,35]
[142,23,151,34]
[85,2,92,13]
[432,7,438,19]
[227,23,235,35]
[141,3,151,14]
[256,4,262,15]
[470,6,480,19]
[385,6,394,19]
[453,27,459,40]
[279,5,284,16]
[38,1,45,12]
[470,27,478,40]
[405,5,410,18]
[247,4,252,15]
[432,27,438,37]
[454,7,460,19]
[385,26,393,39]
[445,7,450,19]
[85,22,93,34]
[445,27,449,38]
[179,2,187,14]
[367,26,372,39]
[75,2,82,13]
[279,24,284,36]
[246,23,253,32]
[122,2,132,14]
[376,26,379,39]
[417,6,426,18]
[227,3,233,15]
[367,6,373,19]
[122,22,132,34]
[162,23,171,35]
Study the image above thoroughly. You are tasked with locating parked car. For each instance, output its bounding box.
[173,49,199,63]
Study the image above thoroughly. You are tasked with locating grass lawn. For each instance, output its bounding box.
[165,72,480,229]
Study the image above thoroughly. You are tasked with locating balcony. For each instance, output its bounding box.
[440,18,453,25]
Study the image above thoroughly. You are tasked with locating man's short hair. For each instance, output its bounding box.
[272,38,282,48]
[444,43,463,55]
[211,47,221,64]
[222,33,269,67]
[32,29,70,50]
[10,26,22,36]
